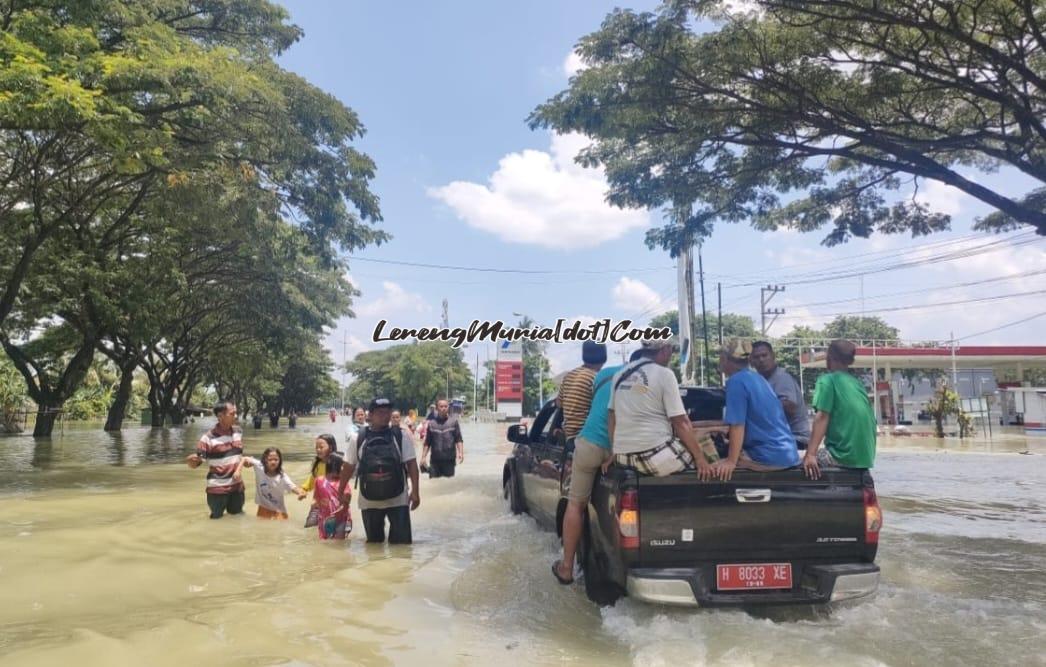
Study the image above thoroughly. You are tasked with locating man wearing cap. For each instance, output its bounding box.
[339,398,420,544]
[606,336,715,480]
[556,341,608,441]
[552,341,620,584]
[713,339,801,481]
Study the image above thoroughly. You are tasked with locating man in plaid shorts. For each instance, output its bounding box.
[608,337,715,480]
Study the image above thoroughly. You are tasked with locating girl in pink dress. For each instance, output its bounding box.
[303,434,351,539]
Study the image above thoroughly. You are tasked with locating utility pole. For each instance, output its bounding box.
[442,298,449,329]
[761,284,786,336]
[718,282,724,386]
[698,243,710,386]
[340,334,348,413]
[474,352,479,421]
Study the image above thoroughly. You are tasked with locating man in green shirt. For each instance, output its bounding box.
[804,339,877,479]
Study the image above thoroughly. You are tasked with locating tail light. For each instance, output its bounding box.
[864,487,882,544]
[619,489,639,549]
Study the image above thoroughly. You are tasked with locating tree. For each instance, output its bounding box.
[529,0,1046,253]
[926,383,962,438]
[0,353,28,433]
[1,2,384,434]
[345,343,473,415]
[649,309,758,384]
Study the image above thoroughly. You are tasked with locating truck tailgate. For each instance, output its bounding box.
[637,469,870,563]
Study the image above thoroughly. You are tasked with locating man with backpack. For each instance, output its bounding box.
[338,397,420,544]
[421,398,463,478]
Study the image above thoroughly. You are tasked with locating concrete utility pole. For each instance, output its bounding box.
[442,299,449,329]
[698,244,710,386]
[340,334,348,413]
[761,284,786,336]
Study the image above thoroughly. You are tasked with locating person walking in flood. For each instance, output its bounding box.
[803,339,877,479]
[242,447,307,519]
[339,398,420,544]
[421,398,463,478]
[185,401,246,519]
[553,342,615,585]
[303,434,350,539]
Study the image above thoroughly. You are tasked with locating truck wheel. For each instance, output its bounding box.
[583,527,622,606]
[504,467,525,515]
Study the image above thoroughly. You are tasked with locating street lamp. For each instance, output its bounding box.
[513,311,544,409]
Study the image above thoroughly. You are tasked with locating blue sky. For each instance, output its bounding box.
[275,1,1046,378]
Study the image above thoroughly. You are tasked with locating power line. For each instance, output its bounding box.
[777,288,1046,319]
[349,256,673,275]
[723,233,1042,288]
[779,269,1046,310]
[957,311,1046,342]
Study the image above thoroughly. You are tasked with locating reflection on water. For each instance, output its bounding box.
[0,420,1044,666]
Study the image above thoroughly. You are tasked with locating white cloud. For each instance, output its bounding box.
[355,281,432,318]
[612,277,670,314]
[914,179,971,216]
[563,50,586,77]
[428,133,650,250]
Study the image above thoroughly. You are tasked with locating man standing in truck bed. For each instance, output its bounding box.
[751,340,811,450]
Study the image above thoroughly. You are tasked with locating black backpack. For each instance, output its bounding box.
[355,426,406,501]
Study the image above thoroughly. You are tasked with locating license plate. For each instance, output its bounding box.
[716,563,793,591]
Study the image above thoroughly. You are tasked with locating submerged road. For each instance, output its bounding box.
[0,420,1043,666]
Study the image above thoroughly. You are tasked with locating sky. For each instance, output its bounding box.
[274,1,1046,383]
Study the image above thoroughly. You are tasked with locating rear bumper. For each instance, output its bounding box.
[625,563,880,607]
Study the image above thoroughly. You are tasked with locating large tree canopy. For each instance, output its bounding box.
[0,1,384,434]
[530,0,1046,250]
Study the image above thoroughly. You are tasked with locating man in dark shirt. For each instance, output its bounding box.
[421,399,463,478]
[751,340,811,449]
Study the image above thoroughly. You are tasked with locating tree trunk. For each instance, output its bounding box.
[104,361,137,431]
[33,405,61,437]
[149,392,164,427]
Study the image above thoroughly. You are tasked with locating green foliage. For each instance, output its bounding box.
[346,343,474,415]
[530,0,1046,251]
[0,1,384,432]
[0,353,29,432]
[926,384,962,438]
[649,310,758,384]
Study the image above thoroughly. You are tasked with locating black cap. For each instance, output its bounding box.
[369,397,392,410]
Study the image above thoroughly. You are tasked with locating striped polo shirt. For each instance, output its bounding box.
[196,425,244,495]
[559,366,597,439]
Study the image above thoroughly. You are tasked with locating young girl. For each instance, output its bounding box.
[242,447,307,519]
[302,434,351,539]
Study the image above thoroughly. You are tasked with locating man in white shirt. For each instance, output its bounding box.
[608,338,714,480]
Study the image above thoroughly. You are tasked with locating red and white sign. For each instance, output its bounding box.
[495,361,523,401]
[716,563,793,591]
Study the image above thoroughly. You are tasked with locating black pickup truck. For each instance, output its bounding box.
[502,388,882,606]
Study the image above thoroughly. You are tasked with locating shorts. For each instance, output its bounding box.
[816,448,839,467]
[614,438,695,477]
[361,505,412,544]
[567,436,611,503]
[206,489,245,519]
[256,506,289,520]
[737,450,790,472]
[428,459,456,478]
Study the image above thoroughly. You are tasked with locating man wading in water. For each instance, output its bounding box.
[421,399,463,478]
[186,401,246,519]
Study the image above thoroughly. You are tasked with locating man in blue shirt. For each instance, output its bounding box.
[712,339,801,481]
[552,353,622,585]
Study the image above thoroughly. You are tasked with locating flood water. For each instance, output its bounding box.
[1,419,1044,666]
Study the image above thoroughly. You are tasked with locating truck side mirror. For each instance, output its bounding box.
[507,424,528,444]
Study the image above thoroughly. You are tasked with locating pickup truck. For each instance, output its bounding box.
[502,387,882,607]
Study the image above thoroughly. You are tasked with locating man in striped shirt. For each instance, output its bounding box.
[556,341,608,441]
[186,401,246,519]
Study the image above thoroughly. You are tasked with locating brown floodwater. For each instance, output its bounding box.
[0,419,1043,666]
